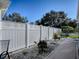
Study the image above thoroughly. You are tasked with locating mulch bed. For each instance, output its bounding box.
[9,41,59,59]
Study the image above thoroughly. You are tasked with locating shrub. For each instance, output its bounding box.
[62,26,74,33]
[37,40,48,54]
[53,33,61,41]
[53,33,58,39]
[22,50,28,55]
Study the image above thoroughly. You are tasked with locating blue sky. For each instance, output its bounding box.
[7,0,78,22]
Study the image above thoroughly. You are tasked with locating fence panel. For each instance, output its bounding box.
[41,26,48,40]
[27,24,40,47]
[0,21,61,52]
[49,27,54,40]
[1,21,26,52]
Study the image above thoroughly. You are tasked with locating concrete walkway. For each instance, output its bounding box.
[45,38,76,59]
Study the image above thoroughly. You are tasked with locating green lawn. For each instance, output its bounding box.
[64,35,79,38]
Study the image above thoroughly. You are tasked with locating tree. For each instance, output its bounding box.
[35,10,77,29]
[35,20,41,25]
[2,12,28,23]
[68,20,77,28]
[35,11,67,28]
[30,22,34,24]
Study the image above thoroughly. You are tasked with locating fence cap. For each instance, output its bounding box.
[0,39,10,41]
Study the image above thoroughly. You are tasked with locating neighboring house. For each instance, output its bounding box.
[0,0,10,20]
[0,9,6,20]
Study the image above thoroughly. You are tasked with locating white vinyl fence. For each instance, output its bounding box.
[0,21,26,52]
[0,21,61,53]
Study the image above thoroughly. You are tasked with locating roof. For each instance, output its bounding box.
[0,0,9,9]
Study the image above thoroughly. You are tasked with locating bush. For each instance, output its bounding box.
[53,33,61,40]
[22,50,28,55]
[53,33,58,39]
[37,40,48,54]
[62,26,74,33]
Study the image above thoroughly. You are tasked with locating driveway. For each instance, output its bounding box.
[45,38,76,59]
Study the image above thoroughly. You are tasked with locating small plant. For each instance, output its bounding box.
[53,33,58,40]
[22,50,28,55]
[34,41,37,44]
[37,40,48,54]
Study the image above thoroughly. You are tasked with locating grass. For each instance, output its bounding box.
[64,35,79,38]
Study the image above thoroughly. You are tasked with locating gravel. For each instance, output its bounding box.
[9,41,59,59]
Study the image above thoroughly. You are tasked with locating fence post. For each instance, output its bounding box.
[26,23,30,48]
[53,27,54,39]
[40,25,42,40]
[48,26,49,40]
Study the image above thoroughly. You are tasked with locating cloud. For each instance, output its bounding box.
[0,0,9,9]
